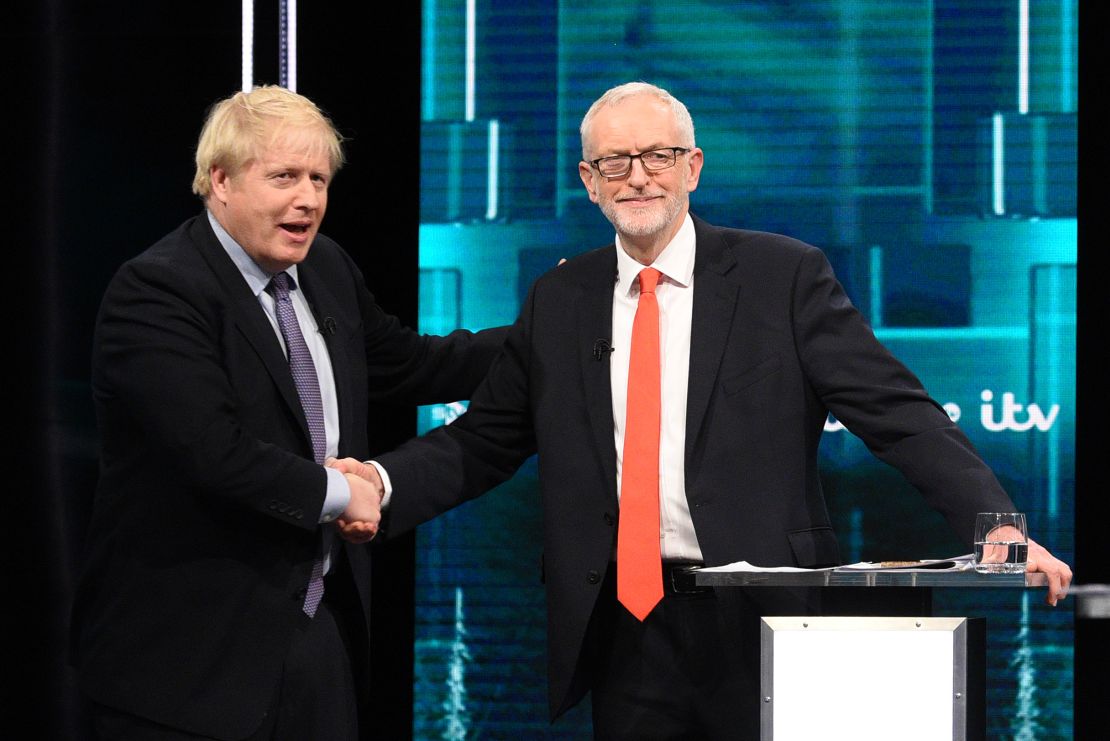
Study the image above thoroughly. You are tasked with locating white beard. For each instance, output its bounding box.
[600,190,686,240]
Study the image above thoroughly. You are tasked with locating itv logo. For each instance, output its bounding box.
[824,390,1061,433]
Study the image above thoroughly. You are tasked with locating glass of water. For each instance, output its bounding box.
[973,512,1028,573]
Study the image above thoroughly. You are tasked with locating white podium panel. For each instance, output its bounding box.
[761,617,983,741]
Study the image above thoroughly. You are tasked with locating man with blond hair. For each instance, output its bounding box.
[70,86,503,740]
[334,81,1072,738]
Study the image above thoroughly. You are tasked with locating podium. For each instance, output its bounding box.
[694,569,1046,741]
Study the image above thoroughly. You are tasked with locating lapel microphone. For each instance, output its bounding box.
[593,338,613,361]
[304,295,336,336]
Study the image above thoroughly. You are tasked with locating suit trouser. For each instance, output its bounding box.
[90,572,362,741]
[588,564,827,741]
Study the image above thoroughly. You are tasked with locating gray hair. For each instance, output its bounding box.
[579,82,696,160]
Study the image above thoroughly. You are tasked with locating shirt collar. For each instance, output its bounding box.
[206,209,300,298]
[614,212,696,297]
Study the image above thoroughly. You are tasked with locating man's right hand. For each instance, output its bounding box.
[328,458,384,544]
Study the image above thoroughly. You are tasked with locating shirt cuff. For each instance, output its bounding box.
[368,460,393,509]
[319,466,351,523]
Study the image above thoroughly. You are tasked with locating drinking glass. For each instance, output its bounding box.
[973,512,1028,573]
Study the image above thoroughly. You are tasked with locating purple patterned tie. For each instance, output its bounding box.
[267,272,326,617]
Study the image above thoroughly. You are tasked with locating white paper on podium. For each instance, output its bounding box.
[695,554,974,574]
[696,561,838,573]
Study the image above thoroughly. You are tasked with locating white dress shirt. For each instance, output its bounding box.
[611,213,704,562]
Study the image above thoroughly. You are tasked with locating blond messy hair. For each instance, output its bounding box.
[192,85,345,198]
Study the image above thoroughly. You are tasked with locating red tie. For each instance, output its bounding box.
[617,267,663,621]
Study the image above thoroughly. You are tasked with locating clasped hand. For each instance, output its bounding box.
[326,457,384,544]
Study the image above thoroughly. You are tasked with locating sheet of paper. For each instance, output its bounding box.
[695,561,839,573]
[694,555,975,573]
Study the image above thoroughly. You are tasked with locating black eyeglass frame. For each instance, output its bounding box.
[587,147,691,178]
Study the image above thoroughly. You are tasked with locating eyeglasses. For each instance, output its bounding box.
[588,147,690,178]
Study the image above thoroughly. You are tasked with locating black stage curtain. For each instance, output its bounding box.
[13,2,419,738]
[1074,11,1108,740]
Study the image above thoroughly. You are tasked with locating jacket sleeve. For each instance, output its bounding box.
[93,256,326,530]
[373,284,539,535]
[789,245,1015,546]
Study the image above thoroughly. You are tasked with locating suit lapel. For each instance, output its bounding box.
[188,216,313,448]
[685,218,741,478]
[578,250,619,502]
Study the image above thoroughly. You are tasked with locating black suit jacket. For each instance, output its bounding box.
[70,214,504,739]
[376,214,1016,719]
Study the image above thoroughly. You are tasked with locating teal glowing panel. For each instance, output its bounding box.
[416,1,1077,738]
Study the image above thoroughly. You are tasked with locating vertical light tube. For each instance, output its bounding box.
[278,0,297,91]
[465,0,475,122]
[241,0,254,92]
[1047,277,1061,519]
[287,0,298,92]
[485,119,499,220]
[992,113,1006,215]
[447,125,462,220]
[423,0,437,120]
[923,0,935,214]
[1061,0,1075,111]
[868,245,883,329]
[1018,0,1029,114]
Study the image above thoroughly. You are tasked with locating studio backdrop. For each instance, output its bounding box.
[412,1,1076,739]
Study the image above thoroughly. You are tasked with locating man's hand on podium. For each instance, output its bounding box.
[1026,537,1072,606]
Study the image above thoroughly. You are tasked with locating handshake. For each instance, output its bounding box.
[325,457,383,545]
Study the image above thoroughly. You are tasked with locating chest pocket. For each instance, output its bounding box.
[721,354,781,397]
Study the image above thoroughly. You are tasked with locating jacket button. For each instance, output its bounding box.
[603,513,614,526]
[293,588,307,600]
[587,570,600,584]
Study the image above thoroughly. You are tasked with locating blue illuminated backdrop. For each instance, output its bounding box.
[414,1,1076,738]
